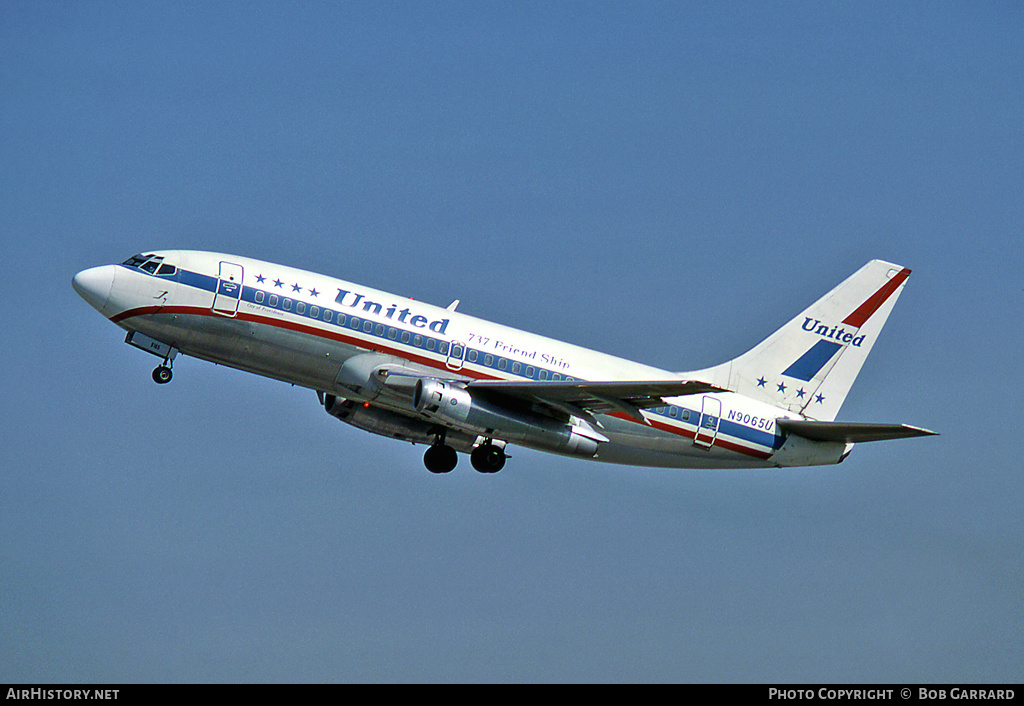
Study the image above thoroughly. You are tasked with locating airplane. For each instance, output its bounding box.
[73,251,936,473]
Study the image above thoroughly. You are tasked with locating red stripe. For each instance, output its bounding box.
[111,305,500,382]
[111,305,165,323]
[842,267,911,328]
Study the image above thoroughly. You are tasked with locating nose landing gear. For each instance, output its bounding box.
[152,365,173,384]
[125,332,178,385]
[150,347,177,385]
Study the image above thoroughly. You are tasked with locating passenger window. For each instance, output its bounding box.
[426,339,436,351]
[296,302,305,315]
[538,370,547,380]
[512,362,521,374]
[349,317,360,329]
[413,334,422,347]
[323,309,332,322]
[363,321,373,333]
[283,299,292,311]
[269,294,278,307]
[525,366,534,378]
[467,350,478,363]
[374,323,384,336]
[388,328,397,340]
[255,291,265,304]
[401,331,411,343]
[309,306,318,318]
[438,341,448,354]
[669,407,678,418]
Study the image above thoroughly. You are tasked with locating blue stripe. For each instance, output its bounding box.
[649,407,779,451]
[176,268,218,293]
[782,340,843,381]
[718,419,781,450]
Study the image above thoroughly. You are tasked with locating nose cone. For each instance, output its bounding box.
[73,265,115,313]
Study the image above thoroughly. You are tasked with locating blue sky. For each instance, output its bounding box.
[2,1,1021,682]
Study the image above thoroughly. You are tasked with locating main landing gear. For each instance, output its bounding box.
[423,443,458,474]
[470,442,506,474]
[423,434,507,474]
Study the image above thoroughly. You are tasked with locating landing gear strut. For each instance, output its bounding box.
[470,442,506,473]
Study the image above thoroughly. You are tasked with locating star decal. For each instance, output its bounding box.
[777,382,786,393]
[291,283,303,293]
[815,393,826,404]
[255,274,266,283]
[796,388,806,399]
[309,287,319,298]
[273,278,284,288]
[756,377,767,387]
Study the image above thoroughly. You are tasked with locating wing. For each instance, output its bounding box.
[776,419,938,443]
[466,378,725,423]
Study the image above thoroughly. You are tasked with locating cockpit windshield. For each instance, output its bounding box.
[123,254,152,267]
[122,254,176,276]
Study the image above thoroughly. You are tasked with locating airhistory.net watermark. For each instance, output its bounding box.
[6,690,118,700]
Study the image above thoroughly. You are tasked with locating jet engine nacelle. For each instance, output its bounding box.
[412,379,602,456]
[333,353,428,402]
[323,394,478,453]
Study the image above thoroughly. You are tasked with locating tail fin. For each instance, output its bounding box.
[684,260,912,421]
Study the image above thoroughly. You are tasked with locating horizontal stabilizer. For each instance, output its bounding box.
[777,419,938,444]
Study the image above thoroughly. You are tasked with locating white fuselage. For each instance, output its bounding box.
[74,250,848,469]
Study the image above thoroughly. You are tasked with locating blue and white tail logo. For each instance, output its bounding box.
[684,261,912,421]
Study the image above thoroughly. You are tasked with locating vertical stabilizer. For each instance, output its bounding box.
[684,260,911,421]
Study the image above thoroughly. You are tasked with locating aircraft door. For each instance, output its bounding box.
[446,341,467,371]
[212,262,244,317]
[694,396,722,448]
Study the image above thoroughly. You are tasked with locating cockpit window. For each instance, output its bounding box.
[123,254,152,268]
[123,253,174,276]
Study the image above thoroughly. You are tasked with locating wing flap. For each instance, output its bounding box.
[777,419,938,444]
[467,379,724,421]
